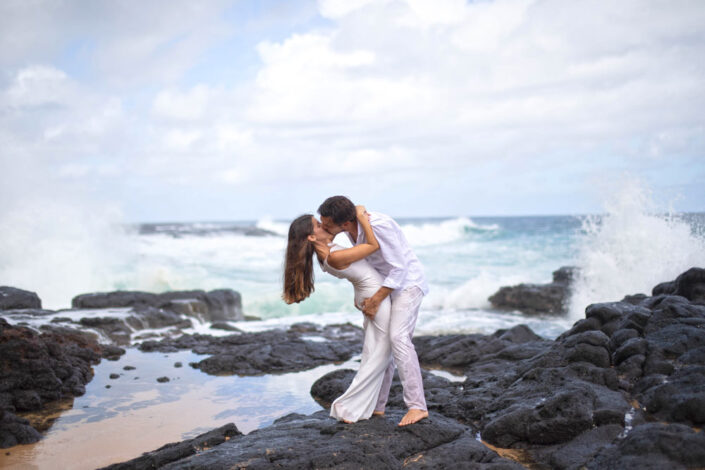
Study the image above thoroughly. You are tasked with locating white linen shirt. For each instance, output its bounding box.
[348,211,429,295]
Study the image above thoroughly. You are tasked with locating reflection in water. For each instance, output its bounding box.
[0,348,359,470]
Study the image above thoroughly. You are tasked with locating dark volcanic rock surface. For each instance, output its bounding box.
[310,270,705,469]
[0,318,125,448]
[651,267,705,304]
[488,266,577,315]
[71,289,244,322]
[42,267,705,469]
[99,423,241,470]
[138,323,364,375]
[0,286,42,310]
[586,422,705,470]
[104,410,523,470]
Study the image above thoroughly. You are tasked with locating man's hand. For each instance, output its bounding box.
[361,296,380,318]
[362,287,392,318]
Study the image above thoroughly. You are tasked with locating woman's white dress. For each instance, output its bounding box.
[321,244,392,422]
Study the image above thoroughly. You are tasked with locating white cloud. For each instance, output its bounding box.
[403,0,469,26]
[317,0,385,19]
[1,0,703,221]
[163,128,203,150]
[153,86,211,121]
[243,0,705,168]
[4,65,70,108]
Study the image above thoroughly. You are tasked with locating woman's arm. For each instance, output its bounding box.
[327,205,380,269]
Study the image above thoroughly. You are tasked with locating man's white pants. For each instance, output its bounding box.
[374,286,426,412]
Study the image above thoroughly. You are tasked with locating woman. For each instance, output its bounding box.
[283,206,392,423]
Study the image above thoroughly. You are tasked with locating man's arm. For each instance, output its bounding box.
[362,286,393,317]
[362,220,409,316]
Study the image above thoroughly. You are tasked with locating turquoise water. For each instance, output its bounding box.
[1,186,703,339]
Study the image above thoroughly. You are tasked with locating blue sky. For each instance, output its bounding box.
[1,0,704,223]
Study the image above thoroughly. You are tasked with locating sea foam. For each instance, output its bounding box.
[400,217,498,247]
[0,198,132,310]
[568,180,705,319]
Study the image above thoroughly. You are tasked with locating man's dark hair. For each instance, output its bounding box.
[318,196,356,224]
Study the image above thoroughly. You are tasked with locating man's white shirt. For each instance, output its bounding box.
[348,211,429,295]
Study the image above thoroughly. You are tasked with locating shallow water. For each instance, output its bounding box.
[0,348,361,470]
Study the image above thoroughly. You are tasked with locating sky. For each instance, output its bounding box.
[1,0,704,223]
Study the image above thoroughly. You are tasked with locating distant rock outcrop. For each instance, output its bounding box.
[488,266,577,315]
[71,289,244,323]
[0,286,42,310]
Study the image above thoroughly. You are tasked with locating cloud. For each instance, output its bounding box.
[221,0,703,200]
[152,86,211,121]
[0,0,233,86]
[1,0,703,222]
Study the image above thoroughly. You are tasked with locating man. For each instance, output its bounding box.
[318,195,429,426]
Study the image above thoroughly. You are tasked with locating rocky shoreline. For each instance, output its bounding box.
[2,268,704,468]
[488,266,577,315]
[0,287,246,447]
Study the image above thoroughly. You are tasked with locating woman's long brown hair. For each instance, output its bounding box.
[283,214,315,304]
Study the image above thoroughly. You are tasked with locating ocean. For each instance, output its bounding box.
[4,187,703,340]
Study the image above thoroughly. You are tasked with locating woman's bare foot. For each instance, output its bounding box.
[372,411,385,417]
[342,419,353,424]
[398,409,428,426]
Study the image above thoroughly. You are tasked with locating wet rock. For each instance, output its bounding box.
[613,337,647,365]
[413,324,548,370]
[109,373,120,379]
[101,344,127,361]
[71,289,244,322]
[488,266,578,315]
[652,280,676,296]
[621,293,648,305]
[50,317,73,323]
[530,424,623,469]
[585,422,705,469]
[107,410,521,469]
[638,365,705,425]
[0,410,42,448]
[209,322,242,332]
[123,365,136,371]
[125,306,193,330]
[79,317,133,345]
[49,305,196,346]
[311,369,356,407]
[138,323,363,375]
[651,267,705,304]
[0,318,125,448]
[1,309,55,319]
[156,376,170,383]
[0,287,42,310]
[98,423,241,470]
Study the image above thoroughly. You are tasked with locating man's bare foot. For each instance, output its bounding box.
[398,409,428,426]
[372,411,385,417]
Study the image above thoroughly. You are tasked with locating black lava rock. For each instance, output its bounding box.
[138,323,363,375]
[488,266,578,315]
[0,287,42,310]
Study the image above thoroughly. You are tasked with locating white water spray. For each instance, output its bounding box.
[0,198,134,309]
[568,180,705,319]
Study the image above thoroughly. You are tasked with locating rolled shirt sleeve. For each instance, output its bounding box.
[372,221,409,291]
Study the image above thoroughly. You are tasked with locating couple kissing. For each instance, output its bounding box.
[283,196,429,426]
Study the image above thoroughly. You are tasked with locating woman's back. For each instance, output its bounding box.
[321,244,384,304]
